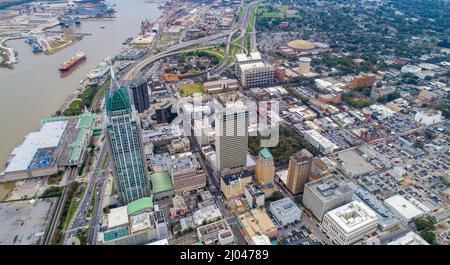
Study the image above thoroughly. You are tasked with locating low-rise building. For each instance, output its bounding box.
[401,65,422,75]
[251,234,272,245]
[317,93,341,104]
[197,219,235,245]
[169,153,206,194]
[414,109,442,126]
[269,198,301,226]
[97,200,168,245]
[238,208,278,244]
[193,204,223,226]
[2,111,96,182]
[203,79,239,94]
[387,232,429,245]
[384,195,427,222]
[108,206,129,230]
[127,197,154,216]
[337,150,375,177]
[244,184,265,208]
[322,201,378,245]
[150,172,174,200]
[416,90,440,104]
[220,170,253,199]
[170,195,187,218]
[303,129,338,154]
[167,137,190,155]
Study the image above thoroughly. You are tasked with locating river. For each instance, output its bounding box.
[0,0,163,172]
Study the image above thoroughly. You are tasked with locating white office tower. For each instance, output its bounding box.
[235,52,274,88]
[235,52,263,78]
[322,201,378,245]
[215,101,249,176]
[298,57,312,74]
[302,176,354,221]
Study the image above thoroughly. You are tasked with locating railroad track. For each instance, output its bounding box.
[44,167,76,245]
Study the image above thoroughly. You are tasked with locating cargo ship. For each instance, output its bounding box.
[59,51,86,72]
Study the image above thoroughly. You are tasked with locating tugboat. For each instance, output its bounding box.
[58,51,86,72]
[32,43,43,53]
[26,35,36,44]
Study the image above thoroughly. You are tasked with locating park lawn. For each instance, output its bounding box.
[249,6,256,25]
[258,5,298,18]
[177,83,204,96]
[63,99,83,116]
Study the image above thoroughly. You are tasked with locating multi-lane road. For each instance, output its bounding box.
[63,138,110,244]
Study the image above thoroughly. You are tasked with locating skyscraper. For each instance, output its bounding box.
[255,148,275,185]
[105,67,151,205]
[215,101,249,176]
[129,77,150,113]
[286,149,313,195]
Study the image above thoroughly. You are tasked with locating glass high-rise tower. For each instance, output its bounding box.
[105,67,151,205]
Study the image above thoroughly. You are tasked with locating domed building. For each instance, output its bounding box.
[287,39,315,51]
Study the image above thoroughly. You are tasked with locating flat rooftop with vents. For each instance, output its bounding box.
[303,176,354,221]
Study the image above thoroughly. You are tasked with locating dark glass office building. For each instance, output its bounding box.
[129,78,150,113]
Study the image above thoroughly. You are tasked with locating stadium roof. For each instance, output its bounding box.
[287,39,315,50]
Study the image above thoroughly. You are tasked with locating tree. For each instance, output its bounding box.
[414,216,437,231]
[270,191,284,201]
[413,140,424,149]
[420,230,436,245]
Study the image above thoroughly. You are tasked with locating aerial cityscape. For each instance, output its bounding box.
[0,0,449,248]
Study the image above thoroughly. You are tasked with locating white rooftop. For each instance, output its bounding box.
[236,53,248,62]
[326,201,378,234]
[387,231,429,245]
[108,206,129,229]
[236,52,262,62]
[239,62,268,71]
[384,195,426,221]
[304,129,338,150]
[249,52,262,61]
[252,234,271,245]
[193,204,222,226]
[5,120,68,173]
[147,238,169,245]
[130,212,153,234]
[270,198,301,217]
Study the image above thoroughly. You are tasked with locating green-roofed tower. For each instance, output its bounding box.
[105,66,151,205]
[255,148,275,185]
